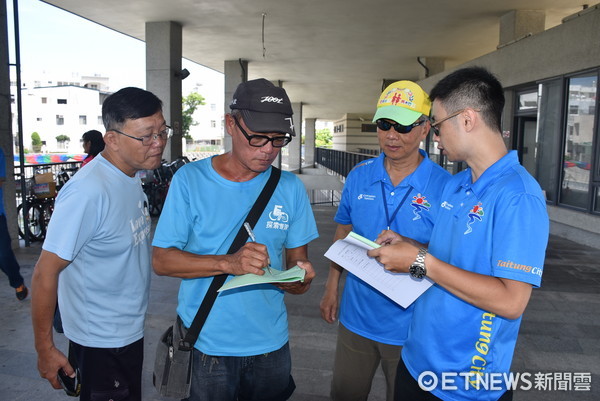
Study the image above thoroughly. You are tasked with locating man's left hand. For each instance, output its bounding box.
[273,260,315,294]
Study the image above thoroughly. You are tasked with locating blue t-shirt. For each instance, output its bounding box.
[402,151,549,401]
[335,150,450,345]
[152,157,319,356]
[43,154,152,348]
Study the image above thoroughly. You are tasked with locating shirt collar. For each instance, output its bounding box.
[459,151,520,196]
[371,149,433,192]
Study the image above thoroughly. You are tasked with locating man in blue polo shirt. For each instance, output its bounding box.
[320,81,450,401]
[370,67,549,401]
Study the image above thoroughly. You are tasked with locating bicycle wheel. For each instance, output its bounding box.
[17,202,45,241]
[40,200,55,238]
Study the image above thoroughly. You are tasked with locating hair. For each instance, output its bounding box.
[101,87,163,130]
[82,130,105,157]
[429,66,505,133]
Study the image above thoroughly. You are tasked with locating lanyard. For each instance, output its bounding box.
[380,182,412,230]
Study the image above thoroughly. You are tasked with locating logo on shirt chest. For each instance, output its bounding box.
[357,193,376,201]
[266,205,289,230]
[410,193,431,220]
[464,202,484,234]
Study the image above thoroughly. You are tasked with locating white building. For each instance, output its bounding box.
[11,67,225,155]
[11,72,109,153]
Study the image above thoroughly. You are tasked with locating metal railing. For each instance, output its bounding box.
[13,161,82,206]
[315,147,375,178]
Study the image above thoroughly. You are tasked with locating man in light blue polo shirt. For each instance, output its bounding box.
[370,67,549,401]
[320,81,450,401]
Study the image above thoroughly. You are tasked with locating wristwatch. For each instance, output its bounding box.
[409,247,428,279]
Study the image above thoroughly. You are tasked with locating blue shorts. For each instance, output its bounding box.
[184,342,295,401]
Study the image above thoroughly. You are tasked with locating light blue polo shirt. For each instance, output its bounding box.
[153,157,318,356]
[402,151,549,401]
[335,150,451,345]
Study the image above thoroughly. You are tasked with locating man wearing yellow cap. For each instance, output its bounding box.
[320,81,451,401]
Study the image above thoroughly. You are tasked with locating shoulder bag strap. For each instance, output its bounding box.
[179,167,281,350]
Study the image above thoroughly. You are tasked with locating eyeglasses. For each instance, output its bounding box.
[376,119,425,134]
[111,126,173,146]
[430,108,480,136]
[233,116,291,148]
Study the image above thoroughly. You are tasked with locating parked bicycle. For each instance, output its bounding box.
[141,156,189,216]
[16,165,78,242]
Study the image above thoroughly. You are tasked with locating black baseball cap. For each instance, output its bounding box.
[230,78,296,136]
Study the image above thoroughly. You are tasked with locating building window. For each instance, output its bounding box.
[518,91,538,111]
[210,120,216,128]
[41,97,47,104]
[36,117,42,121]
[210,103,217,112]
[559,73,596,210]
[98,116,103,125]
[361,123,377,133]
[57,99,67,104]
[79,115,87,125]
[56,115,64,125]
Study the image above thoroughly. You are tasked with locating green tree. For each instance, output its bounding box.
[31,132,42,146]
[31,132,42,152]
[182,92,206,142]
[55,134,70,142]
[315,128,332,147]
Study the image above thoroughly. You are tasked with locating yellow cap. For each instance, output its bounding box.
[372,81,431,125]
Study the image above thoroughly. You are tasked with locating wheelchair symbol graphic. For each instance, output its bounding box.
[269,205,289,222]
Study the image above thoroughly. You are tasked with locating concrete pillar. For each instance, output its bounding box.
[286,102,302,173]
[1,0,19,247]
[304,118,316,168]
[145,21,183,162]
[499,10,545,47]
[416,58,445,80]
[223,60,248,153]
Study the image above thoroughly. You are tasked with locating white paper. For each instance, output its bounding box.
[324,232,432,308]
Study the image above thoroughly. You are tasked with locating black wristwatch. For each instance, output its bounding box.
[409,247,428,279]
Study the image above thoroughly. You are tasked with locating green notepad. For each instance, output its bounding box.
[218,265,306,292]
[348,231,381,249]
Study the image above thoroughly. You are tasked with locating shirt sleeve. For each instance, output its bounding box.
[334,171,354,225]
[491,193,549,287]
[284,176,319,249]
[151,169,192,250]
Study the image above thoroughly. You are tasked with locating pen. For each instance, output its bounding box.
[243,222,273,274]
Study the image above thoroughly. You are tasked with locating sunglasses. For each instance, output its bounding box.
[376,119,425,134]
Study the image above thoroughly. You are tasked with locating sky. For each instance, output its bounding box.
[6,0,223,96]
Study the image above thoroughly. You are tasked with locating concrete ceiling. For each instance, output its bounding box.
[42,0,585,122]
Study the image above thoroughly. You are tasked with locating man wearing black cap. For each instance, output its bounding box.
[152,78,318,401]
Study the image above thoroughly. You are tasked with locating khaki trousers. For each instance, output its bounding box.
[331,323,401,401]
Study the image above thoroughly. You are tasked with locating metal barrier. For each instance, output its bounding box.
[13,161,82,205]
[315,147,375,178]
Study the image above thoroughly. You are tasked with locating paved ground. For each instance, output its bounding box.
[0,204,599,400]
